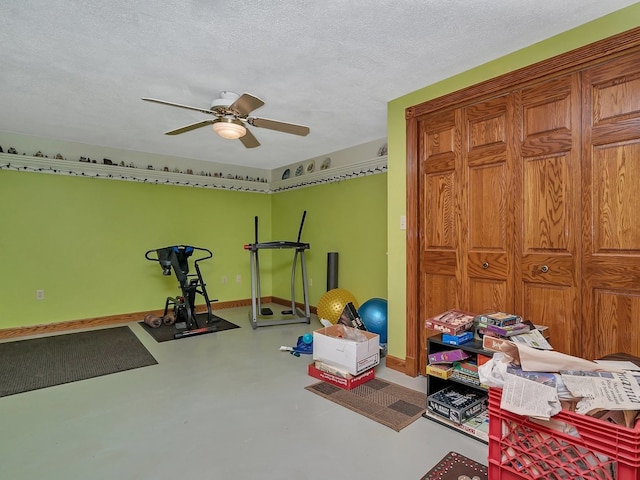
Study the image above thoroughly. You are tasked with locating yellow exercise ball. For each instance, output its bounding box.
[317,288,359,324]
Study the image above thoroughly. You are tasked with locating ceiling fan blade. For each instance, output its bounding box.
[249,117,310,136]
[229,93,265,116]
[239,128,260,148]
[142,97,214,116]
[164,119,214,135]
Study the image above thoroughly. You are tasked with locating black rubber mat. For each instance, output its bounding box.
[139,313,240,342]
[0,326,157,397]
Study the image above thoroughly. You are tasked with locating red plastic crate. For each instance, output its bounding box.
[488,387,640,479]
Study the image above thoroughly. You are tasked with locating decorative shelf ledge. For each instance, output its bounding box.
[270,155,388,192]
[0,153,387,193]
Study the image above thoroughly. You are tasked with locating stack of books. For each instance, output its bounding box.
[451,360,481,387]
[474,312,530,339]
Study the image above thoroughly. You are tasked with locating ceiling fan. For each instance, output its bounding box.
[142,91,310,148]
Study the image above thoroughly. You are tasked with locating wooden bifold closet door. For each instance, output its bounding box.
[406,28,640,376]
[515,74,582,357]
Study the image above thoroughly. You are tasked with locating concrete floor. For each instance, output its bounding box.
[1,304,488,479]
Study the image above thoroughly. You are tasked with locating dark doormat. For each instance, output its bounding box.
[420,451,488,480]
[305,377,426,432]
[0,326,157,397]
[139,312,240,342]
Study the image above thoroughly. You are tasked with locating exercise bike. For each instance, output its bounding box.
[145,245,218,339]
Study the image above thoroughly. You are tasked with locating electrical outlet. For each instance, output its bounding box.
[236,275,242,283]
[221,276,227,284]
[36,289,45,301]
[309,277,313,287]
[400,215,407,230]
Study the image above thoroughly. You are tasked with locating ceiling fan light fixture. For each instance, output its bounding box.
[212,118,246,140]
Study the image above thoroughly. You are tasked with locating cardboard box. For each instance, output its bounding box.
[307,363,374,390]
[312,324,380,375]
[450,370,481,387]
[475,312,521,327]
[484,322,530,337]
[426,364,453,379]
[312,360,351,378]
[482,335,512,352]
[460,407,489,441]
[477,353,492,366]
[455,360,478,374]
[425,309,475,335]
[442,331,474,345]
[427,348,469,364]
[427,386,488,424]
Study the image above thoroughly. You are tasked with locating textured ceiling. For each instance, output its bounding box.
[1,1,637,169]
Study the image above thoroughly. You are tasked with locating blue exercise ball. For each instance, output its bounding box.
[358,298,388,344]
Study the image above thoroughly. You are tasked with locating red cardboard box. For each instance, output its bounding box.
[307,363,374,390]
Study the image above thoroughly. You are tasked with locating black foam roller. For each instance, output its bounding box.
[327,252,339,291]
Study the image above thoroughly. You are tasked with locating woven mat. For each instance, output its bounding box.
[305,377,426,431]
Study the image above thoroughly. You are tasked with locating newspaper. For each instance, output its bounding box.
[488,344,640,420]
[500,343,607,373]
[594,360,640,371]
[500,368,561,420]
[509,329,553,350]
[560,370,640,414]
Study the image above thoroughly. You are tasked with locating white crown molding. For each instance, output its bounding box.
[0,152,387,193]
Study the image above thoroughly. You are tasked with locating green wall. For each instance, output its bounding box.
[0,169,270,328]
[271,174,388,307]
[386,5,640,360]
[0,167,387,330]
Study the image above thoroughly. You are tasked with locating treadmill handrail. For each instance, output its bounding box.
[145,245,213,262]
[244,241,310,251]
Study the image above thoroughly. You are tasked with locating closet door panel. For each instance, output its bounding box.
[593,291,640,359]
[468,278,508,314]
[521,153,577,288]
[419,272,460,371]
[522,283,574,354]
[583,53,640,359]
[591,143,640,252]
[516,75,581,356]
[417,109,463,373]
[463,96,515,313]
[422,171,456,248]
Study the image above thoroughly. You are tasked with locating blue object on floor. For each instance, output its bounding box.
[292,335,313,355]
